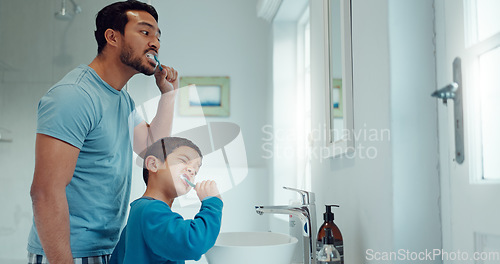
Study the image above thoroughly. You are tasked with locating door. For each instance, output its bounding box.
[436,0,500,262]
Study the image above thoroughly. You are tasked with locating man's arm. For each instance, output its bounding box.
[133,92,175,155]
[30,134,79,264]
[134,65,178,156]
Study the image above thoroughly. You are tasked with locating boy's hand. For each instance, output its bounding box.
[195,180,222,201]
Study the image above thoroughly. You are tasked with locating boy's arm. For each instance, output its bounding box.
[142,198,223,261]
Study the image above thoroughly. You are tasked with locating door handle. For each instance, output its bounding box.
[431,82,458,104]
[431,57,464,164]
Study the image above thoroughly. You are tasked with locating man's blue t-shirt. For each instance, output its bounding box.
[110,197,223,264]
[27,64,142,257]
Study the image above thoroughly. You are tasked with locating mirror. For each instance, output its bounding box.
[324,0,354,157]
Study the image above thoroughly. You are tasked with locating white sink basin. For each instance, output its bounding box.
[205,232,298,264]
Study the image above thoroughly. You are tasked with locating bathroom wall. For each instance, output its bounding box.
[308,0,441,263]
[309,0,394,262]
[0,0,271,262]
[388,0,441,261]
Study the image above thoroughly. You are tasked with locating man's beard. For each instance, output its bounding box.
[120,44,155,76]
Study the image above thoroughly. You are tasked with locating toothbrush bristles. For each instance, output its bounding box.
[146,54,162,71]
[181,174,196,187]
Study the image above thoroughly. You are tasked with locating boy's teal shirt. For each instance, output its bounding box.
[110,196,223,264]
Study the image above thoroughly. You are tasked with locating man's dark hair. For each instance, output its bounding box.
[94,0,159,54]
[143,137,203,186]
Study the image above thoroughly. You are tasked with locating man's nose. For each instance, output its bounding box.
[149,39,160,51]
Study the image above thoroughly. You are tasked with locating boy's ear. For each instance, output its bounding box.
[145,156,162,172]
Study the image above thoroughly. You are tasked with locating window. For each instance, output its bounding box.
[464,0,500,181]
[477,47,500,180]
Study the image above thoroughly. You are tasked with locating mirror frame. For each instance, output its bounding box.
[324,0,354,157]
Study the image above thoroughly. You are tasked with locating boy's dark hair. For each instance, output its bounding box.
[143,137,203,186]
[94,0,159,54]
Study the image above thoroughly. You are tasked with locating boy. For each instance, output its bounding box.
[110,137,223,264]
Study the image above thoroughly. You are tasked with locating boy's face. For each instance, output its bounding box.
[161,146,202,197]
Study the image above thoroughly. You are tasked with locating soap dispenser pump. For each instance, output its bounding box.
[317,205,343,263]
[317,228,341,264]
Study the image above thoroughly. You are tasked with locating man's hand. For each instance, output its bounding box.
[154,65,179,94]
[195,180,222,201]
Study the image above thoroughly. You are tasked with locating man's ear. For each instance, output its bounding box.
[145,156,162,172]
[104,28,120,48]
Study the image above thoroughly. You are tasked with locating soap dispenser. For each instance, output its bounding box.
[317,205,343,263]
[317,228,341,264]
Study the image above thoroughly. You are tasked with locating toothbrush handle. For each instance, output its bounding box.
[154,55,163,71]
[186,179,195,188]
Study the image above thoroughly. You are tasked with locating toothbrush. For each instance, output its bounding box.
[153,54,163,71]
[180,174,196,188]
[146,53,163,71]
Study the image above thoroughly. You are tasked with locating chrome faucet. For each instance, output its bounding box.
[255,187,317,264]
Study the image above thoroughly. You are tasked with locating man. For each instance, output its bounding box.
[27,1,176,263]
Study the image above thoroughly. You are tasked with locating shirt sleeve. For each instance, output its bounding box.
[128,108,144,129]
[37,84,96,149]
[123,89,143,128]
[142,198,223,261]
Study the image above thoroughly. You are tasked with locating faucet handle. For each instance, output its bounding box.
[283,186,315,205]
